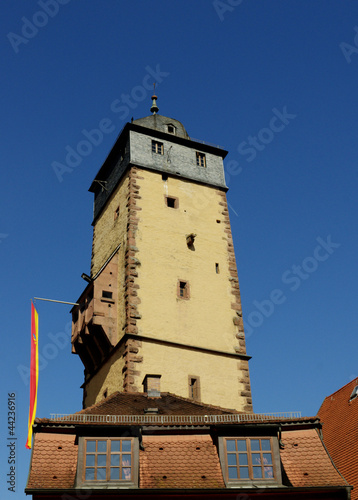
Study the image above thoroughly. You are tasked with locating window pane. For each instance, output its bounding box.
[252,453,261,465]
[238,453,248,466]
[237,440,247,452]
[85,468,94,480]
[226,439,236,452]
[97,454,107,467]
[97,468,106,480]
[250,439,260,451]
[227,454,237,466]
[264,466,274,479]
[122,468,131,480]
[239,467,249,479]
[261,439,271,451]
[228,467,238,479]
[253,467,263,479]
[122,441,131,452]
[111,454,120,466]
[86,454,95,467]
[110,468,120,480]
[111,441,120,452]
[263,453,273,465]
[97,441,107,453]
[86,441,96,453]
[122,454,132,467]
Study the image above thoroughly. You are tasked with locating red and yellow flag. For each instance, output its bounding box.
[25,302,39,449]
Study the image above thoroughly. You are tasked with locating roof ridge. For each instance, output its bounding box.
[322,377,358,401]
[73,391,240,416]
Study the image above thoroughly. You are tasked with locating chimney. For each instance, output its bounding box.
[143,374,161,398]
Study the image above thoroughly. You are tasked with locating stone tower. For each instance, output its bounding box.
[71,96,252,412]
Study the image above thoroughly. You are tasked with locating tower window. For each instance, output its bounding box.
[186,233,196,250]
[102,291,113,300]
[196,152,206,167]
[165,196,179,209]
[152,140,163,155]
[188,376,201,401]
[114,206,120,220]
[177,280,190,299]
[215,263,220,274]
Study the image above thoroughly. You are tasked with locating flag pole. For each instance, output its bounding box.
[33,297,79,306]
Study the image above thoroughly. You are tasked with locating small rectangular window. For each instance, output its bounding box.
[165,196,179,209]
[84,438,133,482]
[196,152,206,167]
[224,438,275,481]
[188,376,201,401]
[178,280,190,299]
[152,140,163,155]
[215,263,220,274]
[102,291,113,299]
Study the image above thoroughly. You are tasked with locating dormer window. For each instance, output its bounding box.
[78,437,139,488]
[84,439,133,481]
[167,124,176,134]
[349,385,358,401]
[219,436,281,485]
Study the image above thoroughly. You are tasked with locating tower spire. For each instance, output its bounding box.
[150,83,159,115]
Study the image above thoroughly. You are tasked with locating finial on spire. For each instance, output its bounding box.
[150,83,159,115]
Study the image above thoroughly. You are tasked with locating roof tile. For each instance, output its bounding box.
[318,378,358,498]
[280,428,348,488]
[140,434,224,489]
[26,433,77,489]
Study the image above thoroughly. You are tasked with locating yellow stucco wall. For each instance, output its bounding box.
[135,169,238,353]
[86,167,250,411]
[85,347,125,407]
[139,341,246,411]
[91,173,129,339]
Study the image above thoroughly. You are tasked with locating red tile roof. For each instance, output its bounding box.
[26,433,77,490]
[318,378,358,499]
[27,391,350,494]
[280,428,348,488]
[140,434,224,489]
[27,426,349,492]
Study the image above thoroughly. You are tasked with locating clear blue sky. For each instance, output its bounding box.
[1,1,358,498]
